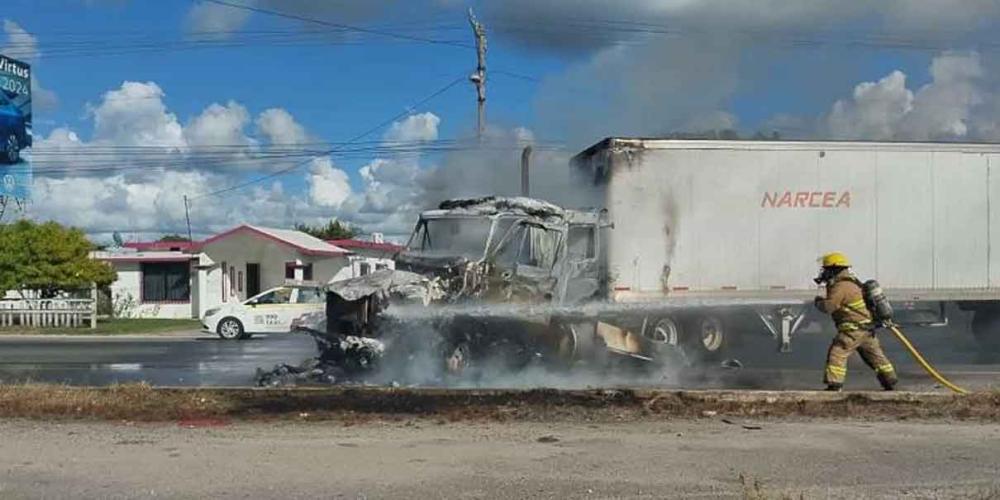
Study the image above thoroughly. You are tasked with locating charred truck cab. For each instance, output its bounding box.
[303,196,729,384]
[394,196,617,376]
[399,197,604,306]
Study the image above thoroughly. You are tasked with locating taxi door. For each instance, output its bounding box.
[246,287,295,333]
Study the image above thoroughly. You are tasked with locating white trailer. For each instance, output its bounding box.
[571,138,1000,353]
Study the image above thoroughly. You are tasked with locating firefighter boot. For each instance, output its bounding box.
[878,373,898,391]
[825,383,843,392]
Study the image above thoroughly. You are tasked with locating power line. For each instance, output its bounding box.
[199,0,474,50]
[187,75,467,201]
[20,141,570,177]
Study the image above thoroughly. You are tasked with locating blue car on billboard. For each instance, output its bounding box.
[0,91,29,164]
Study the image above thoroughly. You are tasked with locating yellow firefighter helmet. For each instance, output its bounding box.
[820,252,851,268]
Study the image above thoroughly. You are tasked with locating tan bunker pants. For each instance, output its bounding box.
[824,329,897,388]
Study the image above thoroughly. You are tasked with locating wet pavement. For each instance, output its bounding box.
[0,324,997,390]
[0,332,318,386]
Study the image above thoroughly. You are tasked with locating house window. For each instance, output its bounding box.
[141,262,190,302]
[229,266,236,295]
[238,271,243,292]
[285,262,313,281]
[358,262,371,277]
[376,263,388,271]
[222,261,227,302]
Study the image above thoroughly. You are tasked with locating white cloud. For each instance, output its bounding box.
[824,52,994,141]
[26,81,330,237]
[826,71,913,140]
[308,157,353,209]
[90,81,186,149]
[184,101,253,148]
[30,76,59,111]
[901,53,984,139]
[1,19,38,61]
[185,1,253,38]
[383,112,440,143]
[26,80,445,238]
[256,108,310,145]
[2,20,58,111]
[32,170,213,236]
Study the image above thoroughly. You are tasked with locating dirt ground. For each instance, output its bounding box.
[1,418,998,499]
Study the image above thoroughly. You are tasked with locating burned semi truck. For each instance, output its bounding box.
[291,138,1000,384]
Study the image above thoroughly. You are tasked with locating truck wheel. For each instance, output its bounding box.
[648,317,680,345]
[647,316,690,367]
[558,321,600,367]
[217,317,245,341]
[4,135,18,164]
[971,310,1000,350]
[444,341,472,376]
[684,315,727,360]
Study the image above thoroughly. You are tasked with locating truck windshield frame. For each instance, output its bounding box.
[489,219,564,272]
[408,215,499,260]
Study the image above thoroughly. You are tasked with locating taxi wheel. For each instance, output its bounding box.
[217,317,245,341]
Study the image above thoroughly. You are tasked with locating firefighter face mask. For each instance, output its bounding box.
[814,266,839,285]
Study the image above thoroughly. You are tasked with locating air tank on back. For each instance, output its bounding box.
[862,280,894,325]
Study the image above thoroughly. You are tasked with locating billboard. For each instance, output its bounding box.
[0,54,31,200]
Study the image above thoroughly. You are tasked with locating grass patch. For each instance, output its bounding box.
[0,385,998,423]
[0,318,202,336]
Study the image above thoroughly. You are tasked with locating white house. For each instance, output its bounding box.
[91,249,206,319]
[327,233,402,281]
[196,225,350,312]
[95,225,403,320]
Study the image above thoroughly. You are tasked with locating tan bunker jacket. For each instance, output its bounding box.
[815,271,873,333]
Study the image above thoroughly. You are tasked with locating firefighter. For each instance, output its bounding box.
[814,252,897,391]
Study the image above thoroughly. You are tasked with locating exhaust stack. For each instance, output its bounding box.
[521,145,532,197]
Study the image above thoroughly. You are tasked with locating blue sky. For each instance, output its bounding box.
[16,1,549,165]
[4,0,1000,239]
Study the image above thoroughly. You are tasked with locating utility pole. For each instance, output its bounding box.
[468,8,487,140]
[183,195,194,243]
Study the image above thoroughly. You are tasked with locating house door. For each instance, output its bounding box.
[246,263,261,298]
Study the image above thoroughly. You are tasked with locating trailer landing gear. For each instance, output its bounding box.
[757,306,806,353]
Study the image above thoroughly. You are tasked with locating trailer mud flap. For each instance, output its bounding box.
[596,321,653,361]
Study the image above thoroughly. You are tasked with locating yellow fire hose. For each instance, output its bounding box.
[885,324,968,394]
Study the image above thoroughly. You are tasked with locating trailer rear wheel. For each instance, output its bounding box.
[648,317,680,346]
[648,316,690,368]
[971,310,1000,350]
[684,315,727,360]
[444,341,473,376]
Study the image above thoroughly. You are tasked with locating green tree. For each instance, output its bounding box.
[158,234,190,242]
[0,220,117,298]
[294,219,359,240]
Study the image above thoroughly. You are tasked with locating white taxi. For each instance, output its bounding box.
[201,285,325,340]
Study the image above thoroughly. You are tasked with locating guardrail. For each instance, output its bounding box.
[0,290,97,329]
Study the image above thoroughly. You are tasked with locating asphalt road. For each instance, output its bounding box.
[0,332,319,386]
[0,321,998,390]
[1,419,998,499]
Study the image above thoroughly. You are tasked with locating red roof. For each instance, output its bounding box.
[124,241,198,252]
[327,239,404,253]
[93,250,194,263]
[199,225,349,256]
[122,226,354,257]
